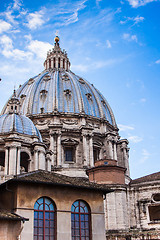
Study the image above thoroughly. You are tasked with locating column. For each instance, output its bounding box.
[51,59,53,68]
[34,150,38,170]
[108,141,113,159]
[57,133,61,166]
[39,150,45,170]
[16,147,21,175]
[47,158,52,171]
[89,135,94,167]
[56,58,58,68]
[60,59,63,68]
[9,146,17,175]
[113,142,117,160]
[65,60,67,70]
[50,134,55,165]
[47,59,49,69]
[123,146,130,176]
[83,134,88,166]
[4,147,9,175]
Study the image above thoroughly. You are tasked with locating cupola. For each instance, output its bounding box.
[7,90,20,114]
[44,36,71,71]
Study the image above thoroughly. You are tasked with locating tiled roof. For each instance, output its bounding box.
[6,170,112,193]
[0,210,28,221]
[130,171,160,185]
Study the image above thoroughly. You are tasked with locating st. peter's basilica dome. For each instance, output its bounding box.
[1,36,116,128]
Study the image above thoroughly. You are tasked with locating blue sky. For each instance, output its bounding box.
[0,0,160,179]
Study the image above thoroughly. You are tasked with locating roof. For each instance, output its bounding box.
[0,113,42,142]
[0,210,28,221]
[1,70,116,127]
[130,171,160,185]
[4,170,112,193]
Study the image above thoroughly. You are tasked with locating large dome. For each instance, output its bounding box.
[1,36,116,128]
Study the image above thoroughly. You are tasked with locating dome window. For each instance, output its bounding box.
[62,74,69,81]
[79,78,85,84]
[20,94,26,99]
[101,100,106,106]
[152,194,160,202]
[40,107,44,114]
[20,152,30,173]
[28,78,34,85]
[43,75,50,81]
[64,89,71,96]
[58,57,60,68]
[40,89,48,99]
[86,93,92,101]
[0,152,5,171]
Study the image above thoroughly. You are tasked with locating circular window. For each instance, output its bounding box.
[152,193,160,202]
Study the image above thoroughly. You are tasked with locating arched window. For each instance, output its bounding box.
[71,200,91,240]
[20,152,29,172]
[58,57,60,68]
[0,151,5,171]
[49,59,51,69]
[34,197,56,240]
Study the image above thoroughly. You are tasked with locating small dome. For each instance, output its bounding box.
[0,113,42,141]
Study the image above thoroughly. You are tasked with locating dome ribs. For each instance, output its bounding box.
[2,71,116,128]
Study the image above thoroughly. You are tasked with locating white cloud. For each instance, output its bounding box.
[0,35,13,50]
[0,20,12,34]
[122,33,138,42]
[140,149,150,163]
[12,0,22,10]
[118,124,134,131]
[127,0,159,8]
[128,135,143,143]
[3,0,26,25]
[26,10,45,30]
[54,0,87,26]
[120,16,144,25]
[60,12,78,26]
[0,35,32,60]
[155,59,160,64]
[106,40,112,48]
[27,40,52,59]
[72,55,127,72]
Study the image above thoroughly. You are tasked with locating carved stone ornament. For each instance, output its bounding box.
[61,138,79,146]
[61,119,78,125]
[43,74,50,81]
[36,119,51,125]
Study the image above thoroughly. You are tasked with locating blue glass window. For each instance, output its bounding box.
[34,197,56,240]
[71,200,91,240]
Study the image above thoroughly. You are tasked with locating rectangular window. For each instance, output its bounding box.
[149,205,160,221]
[65,148,73,162]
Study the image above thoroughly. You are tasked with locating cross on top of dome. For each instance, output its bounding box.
[44,36,71,71]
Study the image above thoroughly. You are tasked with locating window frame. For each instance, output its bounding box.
[71,200,92,240]
[64,147,75,162]
[34,197,57,240]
